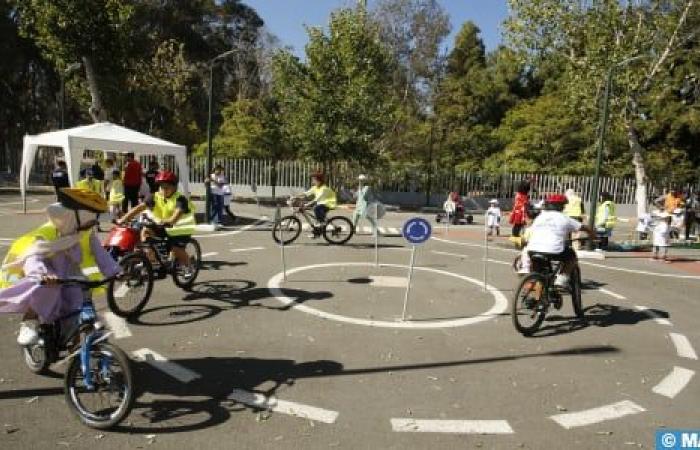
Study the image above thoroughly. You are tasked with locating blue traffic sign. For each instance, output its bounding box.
[403,217,432,245]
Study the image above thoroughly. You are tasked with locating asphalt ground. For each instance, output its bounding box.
[0,193,699,449]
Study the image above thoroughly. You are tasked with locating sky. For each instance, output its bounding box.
[243,1,510,57]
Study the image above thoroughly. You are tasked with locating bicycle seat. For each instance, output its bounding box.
[528,252,553,262]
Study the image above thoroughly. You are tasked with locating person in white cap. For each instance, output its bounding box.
[353,174,384,236]
[486,199,501,236]
[652,212,672,261]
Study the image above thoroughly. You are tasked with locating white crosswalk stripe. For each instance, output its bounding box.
[227,389,339,424]
[132,348,202,383]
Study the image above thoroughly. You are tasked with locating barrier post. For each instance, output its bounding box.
[274,205,287,281]
[401,245,417,321]
[483,213,489,292]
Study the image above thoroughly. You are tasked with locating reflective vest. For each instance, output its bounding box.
[595,200,617,229]
[564,195,583,218]
[152,191,196,236]
[108,179,125,205]
[306,185,337,209]
[0,222,100,290]
[76,178,102,193]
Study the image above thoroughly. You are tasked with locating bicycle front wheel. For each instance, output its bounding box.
[272,216,302,245]
[64,342,134,429]
[107,253,153,318]
[322,216,354,245]
[172,237,201,289]
[512,273,548,336]
[570,266,584,318]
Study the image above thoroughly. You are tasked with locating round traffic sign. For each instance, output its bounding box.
[402,217,432,245]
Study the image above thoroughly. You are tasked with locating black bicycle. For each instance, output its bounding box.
[21,277,134,429]
[511,249,583,336]
[272,197,355,245]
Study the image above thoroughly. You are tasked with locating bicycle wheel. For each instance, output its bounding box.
[272,216,302,245]
[570,266,584,318]
[64,342,133,429]
[107,253,154,318]
[322,216,354,245]
[512,273,548,336]
[21,342,50,375]
[172,238,201,289]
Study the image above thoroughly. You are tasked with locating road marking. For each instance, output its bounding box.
[598,288,626,300]
[378,227,388,235]
[132,348,202,383]
[432,250,511,266]
[201,252,219,258]
[229,246,265,253]
[101,312,132,339]
[652,366,695,399]
[550,400,646,429]
[368,276,408,288]
[193,217,267,238]
[634,305,672,326]
[669,333,698,360]
[268,262,508,329]
[390,419,514,434]
[575,249,605,260]
[227,388,339,424]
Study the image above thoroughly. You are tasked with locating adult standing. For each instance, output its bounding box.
[353,174,384,236]
[145,159,160,194]
[564,188,585,249]
[208,165,226,228]
[595,191,617,250]
[684,190,699,241]
[102,158,115,199]
[50,160,70,198]
[122,152,142,211]
[509,181,530,237]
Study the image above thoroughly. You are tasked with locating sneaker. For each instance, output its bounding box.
[517,266,530,275]
[554,274,569,288]
[17,323,39,346]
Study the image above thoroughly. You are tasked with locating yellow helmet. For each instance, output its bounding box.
[58,187,109,213]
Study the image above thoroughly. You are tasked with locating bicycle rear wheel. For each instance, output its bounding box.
[172,238,201,289]
[272,216,302,245]
[64,342,133,429]
[322,216,354,245]
[512,273,548,336]
[107,253,153,318]
[570,266,584,318]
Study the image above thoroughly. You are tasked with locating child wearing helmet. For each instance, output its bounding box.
[118,170,196,273]
[0,188,120,345]
[295,172,337,237]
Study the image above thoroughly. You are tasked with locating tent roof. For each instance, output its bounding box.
[24,122,185,154]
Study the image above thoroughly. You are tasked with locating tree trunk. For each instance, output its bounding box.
[627,124,647,217]
[82,56,109,122]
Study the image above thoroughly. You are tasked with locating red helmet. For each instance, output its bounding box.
[545,194,568,205]
[155,170,178,185]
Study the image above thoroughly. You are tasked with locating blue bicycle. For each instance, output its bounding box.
[21,277,134,429]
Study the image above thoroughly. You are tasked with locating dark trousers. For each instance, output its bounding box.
[511,223,524,237]
[122,185,140,212]
[314,204,329,223]
[210,194,224,224]
[686,213,696,240]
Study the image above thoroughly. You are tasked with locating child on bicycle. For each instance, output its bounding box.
[296,172,337,238]
[118,170,196,274]
[0,188,120,345]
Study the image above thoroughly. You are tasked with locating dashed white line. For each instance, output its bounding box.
[432,250,511,266]
[549,400,646,429]
[634,305,672,326]
[669,333,698,360]
[227,388,339,424]
[193,217,267,238]
[390,419,514,434]
[229,246,265,253]
[598,288,627,300]
[132,348,202,383]
[652,366,695,399]
[100,312,132,339]
[368,276,408,288]
[201,252,219,258]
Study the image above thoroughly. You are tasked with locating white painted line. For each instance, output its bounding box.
[634,305,672,326]
[132,348,202,383]
[229,246,265,253]
[575,249,605,260]
[598,288,626,300]
[101,312,132,339]
[0,237,13,241]
[378,227,388,235]
[670,333,698,360]
[389,227,400,235]
[432,250,511,266]
[201,252,219,258]
[550,400,646,429]
[369,276,408,288]
[228,389,338,424]
[652,366,695,399]
[391,419,513,434]
[193,217,267,238]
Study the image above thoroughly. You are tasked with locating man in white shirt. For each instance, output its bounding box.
[527,194,593,287]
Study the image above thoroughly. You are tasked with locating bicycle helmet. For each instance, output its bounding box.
[544,193,568,211]
[155,170,178,185]
[58,187,108,213]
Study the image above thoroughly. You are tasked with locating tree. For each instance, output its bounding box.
[506,0,699,215]
[272,8,397,164]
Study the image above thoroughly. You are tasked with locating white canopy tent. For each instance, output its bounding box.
[20,122,190,211]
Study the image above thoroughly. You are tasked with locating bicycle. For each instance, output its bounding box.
[272,197,355,245]
[21,277,134,429]
[511,245,584,336]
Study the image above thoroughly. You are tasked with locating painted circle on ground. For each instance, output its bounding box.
[267,262,508,329]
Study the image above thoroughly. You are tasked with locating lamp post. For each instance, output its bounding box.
[59,62,82,129]
[205,49,237,223]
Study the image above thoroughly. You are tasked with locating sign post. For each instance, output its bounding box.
[401,217,432,321]
[483,212,489,292]
[274,205,287,281]
[370,203,380,267]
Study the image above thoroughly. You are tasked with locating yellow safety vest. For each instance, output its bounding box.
[109,179,125,205]
[152,191,196,236]
[76,178,102,194]
[306,185,337,209]
[595,200,617,229]
[0,222,101,291]
[564,195,583,218]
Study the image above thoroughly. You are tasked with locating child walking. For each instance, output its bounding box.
[108,169,125,220]
[486,199,502,236]
[653,212,672,262]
